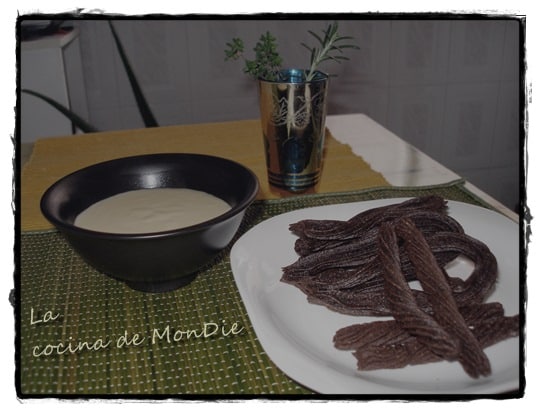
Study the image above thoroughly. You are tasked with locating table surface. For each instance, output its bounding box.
[325,114,518,222]
[18,113,521,396]
[20,113,518,223]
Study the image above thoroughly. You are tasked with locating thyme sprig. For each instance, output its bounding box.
[225,22,359,82]
[225,32,283,80]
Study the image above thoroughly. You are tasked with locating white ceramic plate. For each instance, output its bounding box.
[230,198,521,395]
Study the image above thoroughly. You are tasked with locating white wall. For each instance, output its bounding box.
[67,18,521,211]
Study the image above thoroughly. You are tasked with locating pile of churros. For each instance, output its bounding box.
[282,196,519,378]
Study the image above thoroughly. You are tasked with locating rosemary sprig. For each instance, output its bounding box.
[302,22,360,81]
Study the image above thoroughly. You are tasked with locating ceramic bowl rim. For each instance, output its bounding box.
[40,153,260,240]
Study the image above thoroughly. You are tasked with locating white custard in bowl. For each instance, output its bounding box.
[74,188,232,234]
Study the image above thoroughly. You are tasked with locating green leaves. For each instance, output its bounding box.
[225,31,283,80]
[302,22,360,81]
[224,22,359,82]
[224,38,244,60]
[249,32,283,80]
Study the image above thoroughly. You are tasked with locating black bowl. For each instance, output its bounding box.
[40,153,259,292]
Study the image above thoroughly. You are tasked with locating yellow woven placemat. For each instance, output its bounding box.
[20,119,389,231]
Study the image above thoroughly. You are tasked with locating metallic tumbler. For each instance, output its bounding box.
[258,69,329,192]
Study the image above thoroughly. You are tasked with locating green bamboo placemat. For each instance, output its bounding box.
[18,180,498,397]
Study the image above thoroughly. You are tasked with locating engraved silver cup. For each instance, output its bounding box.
[258,69,329,192]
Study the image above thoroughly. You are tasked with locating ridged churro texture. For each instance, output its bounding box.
[282,196,518,378]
